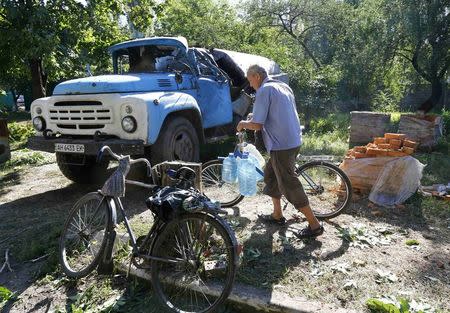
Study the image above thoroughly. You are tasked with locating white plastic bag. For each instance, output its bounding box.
[369,156,425,207]
[243,144,265,168]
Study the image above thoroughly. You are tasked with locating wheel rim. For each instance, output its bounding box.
[152,215,235,313]
[171,128,195,161]
[202,162,241,207]
[298,164,349,217]
[61,195,108,274]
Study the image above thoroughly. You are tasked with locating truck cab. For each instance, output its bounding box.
[28,36,287,183]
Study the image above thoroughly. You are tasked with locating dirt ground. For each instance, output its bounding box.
[1,159,450,312]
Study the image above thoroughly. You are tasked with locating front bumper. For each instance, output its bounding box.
[28,136,145,156]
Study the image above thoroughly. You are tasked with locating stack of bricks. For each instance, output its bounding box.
[345,133,419,159]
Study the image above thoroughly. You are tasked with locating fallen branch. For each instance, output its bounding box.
[0,249,13,273]
[26,253,50,263]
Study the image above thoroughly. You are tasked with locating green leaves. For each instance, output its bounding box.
[367,296,435,313]
[0,286,14,307]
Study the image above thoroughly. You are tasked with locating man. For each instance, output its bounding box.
[236,64,323,238]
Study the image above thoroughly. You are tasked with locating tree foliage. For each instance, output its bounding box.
[0,0,448,113]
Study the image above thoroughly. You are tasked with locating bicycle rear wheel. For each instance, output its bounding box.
[59,192,110,278]
[150,213,237,313]
[201,159,244,207]
[296,161,352,220]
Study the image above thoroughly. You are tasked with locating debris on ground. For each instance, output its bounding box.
[420,183,450,201]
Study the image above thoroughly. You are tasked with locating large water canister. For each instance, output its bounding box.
[222,153,237,183]
[238,154,257,196]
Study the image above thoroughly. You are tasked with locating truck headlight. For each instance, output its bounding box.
[33,116,46,131]
[122,116,137,133]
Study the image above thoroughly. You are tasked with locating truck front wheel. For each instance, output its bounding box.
[56,153,110,184]
[151,116,200,164]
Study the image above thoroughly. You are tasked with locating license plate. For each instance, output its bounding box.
[55,143,85,153]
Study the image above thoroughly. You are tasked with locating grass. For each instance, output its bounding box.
[301,131,349,156]
[414,152,450,186]
[0,149,55,187]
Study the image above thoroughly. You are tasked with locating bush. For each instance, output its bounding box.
[7,122,34,149]
[308,113,350,137]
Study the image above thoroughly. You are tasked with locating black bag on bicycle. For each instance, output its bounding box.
[145,186,203,222]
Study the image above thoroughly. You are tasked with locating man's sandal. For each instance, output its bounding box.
[258,214,287,226]
[295,225,324,239]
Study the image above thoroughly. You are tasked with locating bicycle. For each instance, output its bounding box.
[202,132,352,219]
[58,146,239,313]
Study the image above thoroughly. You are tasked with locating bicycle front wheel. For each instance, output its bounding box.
[201,159,244,207]
[150,213,237,313]
[296,161,352,220]
[59,192,110,278]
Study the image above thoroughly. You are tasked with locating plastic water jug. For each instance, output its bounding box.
[222,153,237,183]
[243,143,264,181]
[237,154,257,196]
[248,154,264,182]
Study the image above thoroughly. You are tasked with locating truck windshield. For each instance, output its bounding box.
[114,45,190,74]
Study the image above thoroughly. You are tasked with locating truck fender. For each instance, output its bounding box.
[147,92,203,144]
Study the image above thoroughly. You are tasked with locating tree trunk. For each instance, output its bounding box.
[418,79,443,113]
[10,89,18,112]
[30,59,46,101]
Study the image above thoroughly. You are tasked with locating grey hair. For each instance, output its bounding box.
[247,64,268,79]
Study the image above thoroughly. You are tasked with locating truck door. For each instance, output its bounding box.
[194,50,232,129]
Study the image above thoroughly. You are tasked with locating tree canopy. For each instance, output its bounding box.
[0,0,448,113]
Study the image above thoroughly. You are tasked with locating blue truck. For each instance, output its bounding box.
[28,37,287,183]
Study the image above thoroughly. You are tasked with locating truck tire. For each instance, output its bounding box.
[56,153,110,184]
[151,116,200,164]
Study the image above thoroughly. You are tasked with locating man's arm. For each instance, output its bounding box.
[236,120,263,131]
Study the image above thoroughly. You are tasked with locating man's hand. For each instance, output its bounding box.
[236,120,246,132]
[236,120,262,131]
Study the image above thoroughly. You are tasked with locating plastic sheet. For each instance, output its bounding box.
[368,156,425,207]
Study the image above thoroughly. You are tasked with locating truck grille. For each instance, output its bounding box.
[49,102,112,130]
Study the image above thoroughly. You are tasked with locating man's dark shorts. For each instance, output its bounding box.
[263,146,309,208]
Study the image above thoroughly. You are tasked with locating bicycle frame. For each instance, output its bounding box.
[97,180,181,273]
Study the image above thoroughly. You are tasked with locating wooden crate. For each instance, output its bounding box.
[339,156,407,193]
[153,161,202,192]
[349,111,390,146]
[398,114,443,150]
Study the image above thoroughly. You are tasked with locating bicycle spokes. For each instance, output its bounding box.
[298,164,349,218]
[60,193,109,276]
[151,215,235,313]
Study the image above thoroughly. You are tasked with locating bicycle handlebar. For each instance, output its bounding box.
[97,146,153,178]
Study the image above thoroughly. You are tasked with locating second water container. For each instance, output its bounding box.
[238,153,257,196]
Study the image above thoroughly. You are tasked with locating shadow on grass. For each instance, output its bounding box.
[236,216,350,293]
[0,181,157,312]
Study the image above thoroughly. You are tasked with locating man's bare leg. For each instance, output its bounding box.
[297,205,321,230]
[271,197,284,220]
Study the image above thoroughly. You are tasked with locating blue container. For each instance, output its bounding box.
[222,153,237,183]
[237,154,257,196]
